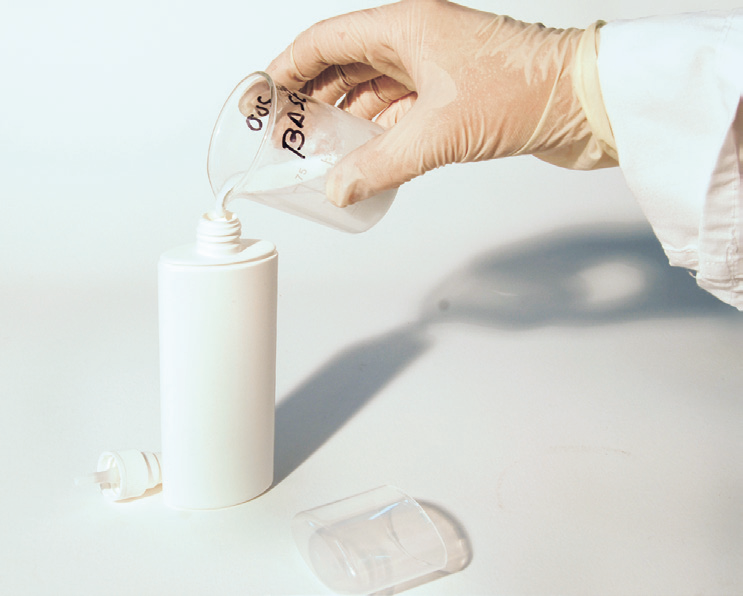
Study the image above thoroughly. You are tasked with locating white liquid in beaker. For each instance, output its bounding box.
[212,154,394,233]
[214,156,336,216]
[246,156,335,192]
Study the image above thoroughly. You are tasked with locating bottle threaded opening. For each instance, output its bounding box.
[196,211,243,256]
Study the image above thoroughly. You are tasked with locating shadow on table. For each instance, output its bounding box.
[417,223,736,329]
[274,324,432,484]
[274,223,739,484]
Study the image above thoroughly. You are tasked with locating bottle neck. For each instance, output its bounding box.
[196,211,243,256]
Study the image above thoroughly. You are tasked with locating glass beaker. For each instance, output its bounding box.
[207,71,397,233]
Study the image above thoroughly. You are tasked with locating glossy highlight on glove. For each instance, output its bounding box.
[266,0,613,206]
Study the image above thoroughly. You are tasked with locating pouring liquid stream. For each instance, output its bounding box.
[214,185,234,219]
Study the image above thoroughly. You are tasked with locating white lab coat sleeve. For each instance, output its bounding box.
[597,10,743,310]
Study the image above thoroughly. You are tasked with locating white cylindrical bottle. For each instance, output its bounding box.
[159,211,278,510]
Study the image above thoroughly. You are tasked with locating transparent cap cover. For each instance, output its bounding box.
[292,485,447,594]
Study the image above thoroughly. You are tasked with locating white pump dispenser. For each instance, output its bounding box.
[158,211,278,510]
[75,450,162,501]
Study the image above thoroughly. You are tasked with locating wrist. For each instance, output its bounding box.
[573,21,618,161]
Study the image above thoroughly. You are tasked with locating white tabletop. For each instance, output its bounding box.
[2,1,742,594]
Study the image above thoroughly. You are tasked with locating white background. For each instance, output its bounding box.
[1,1,742,594]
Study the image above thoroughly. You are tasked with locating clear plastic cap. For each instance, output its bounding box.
[292,485,448,594]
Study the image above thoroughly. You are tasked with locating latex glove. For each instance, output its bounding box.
[267,0,616,207]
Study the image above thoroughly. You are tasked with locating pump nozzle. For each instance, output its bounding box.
[76,450,162,501]
[75,467,120,487]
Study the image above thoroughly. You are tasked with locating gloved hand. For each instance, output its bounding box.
[266,0,616,207]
